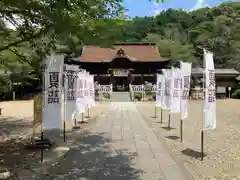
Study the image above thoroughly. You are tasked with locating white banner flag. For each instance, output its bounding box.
[163,69,172,110]
[160,72,166,109]
[180,62,192,120]
[89,75,96,107]
[83,72,91,109]
[156,74,163,107]
[43,54,64,130]
[76,71,85,114]
[204,50,216,130]
[64,65,79,121]
[87,74,92,108]
[170,68,181,113]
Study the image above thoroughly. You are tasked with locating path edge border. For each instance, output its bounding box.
[138,108,196,180]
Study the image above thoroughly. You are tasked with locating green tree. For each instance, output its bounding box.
[0,0,124,52]
[120,1,240,69]
[145,33,196,65]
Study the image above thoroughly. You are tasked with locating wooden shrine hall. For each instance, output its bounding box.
[65,42,239,93]
[75,43,169,91]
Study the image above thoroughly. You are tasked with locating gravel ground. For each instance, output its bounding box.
[0,100,109,179]
[136,99,240,180]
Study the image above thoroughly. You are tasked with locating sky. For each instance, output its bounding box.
[122,0,232,17]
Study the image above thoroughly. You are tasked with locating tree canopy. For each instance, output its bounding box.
[0,0,125,99]
[0,0,125,51]
[0,1,239,99]
[119,2,240,69]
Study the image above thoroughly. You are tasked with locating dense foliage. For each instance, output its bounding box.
[119,2,240,69]
[0,1,239,100]
[0,0,125,100]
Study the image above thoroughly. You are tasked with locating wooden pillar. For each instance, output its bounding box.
[128,72,134,84]
[141,74,144,84]
[152,73,157,84]
[98,74,102,84]
[110,74,114,85]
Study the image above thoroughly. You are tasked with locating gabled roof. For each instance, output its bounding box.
[79,43,167,62]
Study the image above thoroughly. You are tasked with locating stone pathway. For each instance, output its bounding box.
[40,102,188,180]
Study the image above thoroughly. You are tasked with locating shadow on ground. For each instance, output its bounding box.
[0,117,86,179]
[150,116,157,119]
[165,135,180,140]
[0,117,40,178]
[161,126,176,131]
[0,117,34,139]
[39,132,142,180]
[181,148,207,160]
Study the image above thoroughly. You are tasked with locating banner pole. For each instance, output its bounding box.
[180,119,183,142]
[168,110,171,131]
[154,105,157,118]
[81,112,84,124]
[201,129,204,161]
[160,108,163,124]
[63,77,66,142]
[40,116,44,163]
[63,70,66,142]
[40,64,46,163]
[201,57,205,161]
[40,131,44,162]
[74,118,77,128]
[180,94,183,141]
[86,108,90,118]
[180,76,183,142]
[63,121,66,142]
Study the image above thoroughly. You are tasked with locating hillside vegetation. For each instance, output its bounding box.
[0,1,239,99]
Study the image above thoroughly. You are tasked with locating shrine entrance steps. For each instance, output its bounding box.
[111,92,130,102]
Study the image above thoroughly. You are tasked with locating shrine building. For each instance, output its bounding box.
[66,42,239,93]
[75,43,169,91]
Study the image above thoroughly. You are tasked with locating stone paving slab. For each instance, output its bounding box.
[38,102,188,180]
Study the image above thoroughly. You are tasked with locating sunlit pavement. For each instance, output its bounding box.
[40,102,188,180]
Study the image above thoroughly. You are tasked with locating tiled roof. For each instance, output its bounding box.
[79,44,167,62]
[192,68,240,75]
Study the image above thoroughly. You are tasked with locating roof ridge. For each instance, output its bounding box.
[79,44,167,62]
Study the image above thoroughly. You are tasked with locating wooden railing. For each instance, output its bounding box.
[95,84,113,101]
[97,84,113,93]
[129,84,157,101]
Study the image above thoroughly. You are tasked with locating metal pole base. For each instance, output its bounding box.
[63,121,66,142]
[180,120,183,142]
[79,113,87,124]
[201,130,204,161]
[154,106,157,118]
[85,109,90,118]
[160,109,163,124]
[72,119,80,129]
[168,113,171,131]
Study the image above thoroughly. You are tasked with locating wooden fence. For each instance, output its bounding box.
[129,84,157,101]
[95,84,113,101]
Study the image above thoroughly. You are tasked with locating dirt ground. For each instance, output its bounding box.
[0,100,109,179]
[137,99,240,180]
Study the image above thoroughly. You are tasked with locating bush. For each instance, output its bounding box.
[232,89,240,99]
[147,92,156,101]
[94,90,100,101]
[152,93,156,100]
[95,89,99,96]
[134,92,142,101]
[103,92,110,99]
